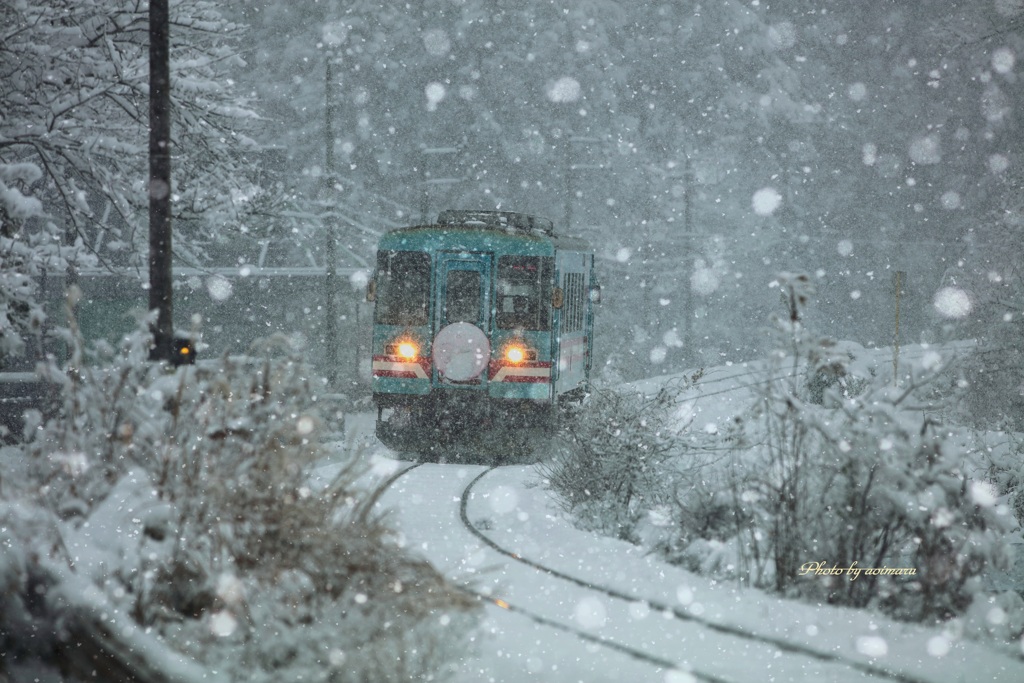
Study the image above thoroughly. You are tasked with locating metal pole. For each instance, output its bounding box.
[324,58,339,385]
[893,271,904,386]
[148,0,173,362]
[564,137,573,232]
[681,156,693,364]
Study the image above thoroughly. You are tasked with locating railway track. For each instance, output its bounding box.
[377,460,1020,683]
[455,467,933,683]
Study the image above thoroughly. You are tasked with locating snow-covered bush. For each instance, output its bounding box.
[981,432,1024,527]
[541,379,701,543]
[954,165,1024,433]
[19,320,478,681]
[0,162,82,373]
[803,339,875,405]
[670,274,1016,622]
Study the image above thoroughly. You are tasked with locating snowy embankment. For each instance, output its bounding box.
[315,449,1024,683]
[2,340,479,683]
[324,339,1024,683]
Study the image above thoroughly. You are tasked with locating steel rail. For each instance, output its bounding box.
[459,466,955,683]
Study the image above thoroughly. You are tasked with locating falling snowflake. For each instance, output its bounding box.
[423,28,451,56]
[992,47,1016,74]
[940,191,962,210]
[425,82,446,110]
[855,635,888,658]
[862,143,878,166]
[752,187,782,216]
[921,351,942,370]
[933,286,972,319]
[206,275,232,301]
[547,76,581,103]
[909,135,941,164]
[349,270,369,289]
[321,21,348,48]
[574,596,607,629]
[989,154,1009,174]
[767,22,797,49]
[209,610,238,637]
[982,85,1010,122]
[296,415,315,436]
[970,481,999,507]
[926,635,951,657]
[691,265,720,295]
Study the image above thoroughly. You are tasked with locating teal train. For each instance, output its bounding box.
[368,210,599,460]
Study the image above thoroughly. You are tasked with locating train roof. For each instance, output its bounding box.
[379,210,593,253]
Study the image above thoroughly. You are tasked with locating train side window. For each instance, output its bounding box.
[374,251,430,326]
[445,270,481,324]
[497,256,551,331]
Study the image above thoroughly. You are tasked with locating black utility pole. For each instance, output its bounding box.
[148,0,173,362]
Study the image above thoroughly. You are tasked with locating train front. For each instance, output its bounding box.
[368,219,555,458]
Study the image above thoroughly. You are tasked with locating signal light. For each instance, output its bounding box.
[172,337,196,366]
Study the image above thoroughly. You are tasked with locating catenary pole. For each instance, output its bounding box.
[323,57,339,385]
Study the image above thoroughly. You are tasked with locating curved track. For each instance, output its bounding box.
[380,462,724,679]
[378,460,1017,683]
[458,467,937,683]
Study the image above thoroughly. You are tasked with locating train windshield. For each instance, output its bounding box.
[496,255,552,331]
[445,270,482,324]
[374,250,431,325]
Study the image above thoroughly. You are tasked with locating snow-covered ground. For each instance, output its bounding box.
[313,343,1024,683]
[5,341,1019,682]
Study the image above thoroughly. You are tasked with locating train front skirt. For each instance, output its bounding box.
[374,391,559,463]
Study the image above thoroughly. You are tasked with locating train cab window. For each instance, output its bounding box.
[497,256,552,331]
[444,270,481,324]
[374,250,430,326]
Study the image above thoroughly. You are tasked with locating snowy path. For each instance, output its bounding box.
[347,457,1024,683]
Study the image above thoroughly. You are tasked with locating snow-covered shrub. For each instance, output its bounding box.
[980,431,1024,527]
[804,339,874,405]
[702,274,1015,621]
[0,162,83,373]
[0,497,64,664]
[541,380,700,543]
[964,591,1024,644]
[24,321,479,681]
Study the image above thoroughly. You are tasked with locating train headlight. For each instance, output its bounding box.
[397,342,418,359]
[503,345,536,363]
[386,341,419,359]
